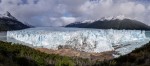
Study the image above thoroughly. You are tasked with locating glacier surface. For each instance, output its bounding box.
[7,27,150,55]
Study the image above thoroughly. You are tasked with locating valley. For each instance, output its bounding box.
[0,1,150,65]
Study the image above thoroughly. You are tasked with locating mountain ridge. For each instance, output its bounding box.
[66,18,150,30]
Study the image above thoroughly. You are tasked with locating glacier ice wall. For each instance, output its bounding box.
[7,27,150,54]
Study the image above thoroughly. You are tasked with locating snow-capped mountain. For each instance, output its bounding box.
[0,11,30,31]
[66,16,150,30]
[0,11,17,20]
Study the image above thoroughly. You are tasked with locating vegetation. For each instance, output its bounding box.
[95,41,150,66]
[0,40,150,66]
[0,41,94,66]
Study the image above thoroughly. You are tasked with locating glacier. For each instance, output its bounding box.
[6,27,150,55]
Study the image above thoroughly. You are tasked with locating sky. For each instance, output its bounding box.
[0,0,150,26]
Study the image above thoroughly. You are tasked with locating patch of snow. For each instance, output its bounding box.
[79,15,130,24]
[81,20,95,23]
[0,11,16,20]
[100,15,128,21]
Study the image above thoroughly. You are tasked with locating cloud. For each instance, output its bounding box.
[0,0,149,26]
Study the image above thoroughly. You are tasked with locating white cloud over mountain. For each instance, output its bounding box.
[0,0,149,26]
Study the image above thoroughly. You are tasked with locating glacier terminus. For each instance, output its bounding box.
[6,27,150,56]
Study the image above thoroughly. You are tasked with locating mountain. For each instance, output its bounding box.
[66,16,150,30]
[0,11,30,31]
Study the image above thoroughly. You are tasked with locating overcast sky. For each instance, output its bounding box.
[0,0,150,26]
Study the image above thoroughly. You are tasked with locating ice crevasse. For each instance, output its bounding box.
[7,28,150,54]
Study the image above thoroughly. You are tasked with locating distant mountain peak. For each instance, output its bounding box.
[0,11,17,20]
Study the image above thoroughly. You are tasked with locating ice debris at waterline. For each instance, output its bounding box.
[7,27,150,55]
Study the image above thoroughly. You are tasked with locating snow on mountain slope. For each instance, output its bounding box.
[7,27,150,55]
[100,15,128,21]
[78,15,129,23]
[0,11,17,20]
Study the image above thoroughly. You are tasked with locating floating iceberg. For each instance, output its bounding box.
[7,27,150,55]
